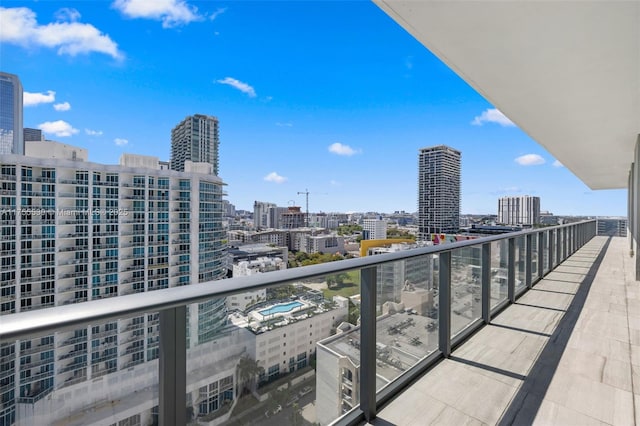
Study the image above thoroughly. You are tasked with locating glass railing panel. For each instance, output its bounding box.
[196,270,359,426]
[450,246,482,337]
[374,252,439,394]
[530,233,538,284]
[9,314,155,426]
[490,240,508,309]
[542,230,550,274]
[515,236,526,294]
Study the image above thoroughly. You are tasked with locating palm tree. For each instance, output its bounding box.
[236,355,264,397]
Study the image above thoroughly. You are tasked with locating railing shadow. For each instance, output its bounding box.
[497,236,612,425]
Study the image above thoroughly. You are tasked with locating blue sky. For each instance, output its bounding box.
[1,1,626,216]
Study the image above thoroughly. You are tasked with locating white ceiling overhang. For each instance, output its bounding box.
[374,1,640,190]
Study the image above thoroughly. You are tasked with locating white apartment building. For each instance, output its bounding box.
[0,142,227,425]
[362,217,387,240]
[253,201,276,230]
[498,195,541,226]
[228,257,286,311]
[296,233,345,255]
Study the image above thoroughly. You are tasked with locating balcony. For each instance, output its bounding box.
[0,221,608,425]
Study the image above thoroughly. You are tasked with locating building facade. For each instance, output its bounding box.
[498,195,541,226]
[417,145,461,240]
[0,72,23,155]
[362,217,387,240]
[23,128,44,143]
[253,201,276,230]
[170,114,220,174]
[0,142,227,424]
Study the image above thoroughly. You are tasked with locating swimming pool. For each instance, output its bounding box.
[259,301,303,316]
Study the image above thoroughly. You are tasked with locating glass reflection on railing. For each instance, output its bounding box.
[515,236,526,294]
[450,246,482,337]
[490,240,508,309]
[375,252,439,392]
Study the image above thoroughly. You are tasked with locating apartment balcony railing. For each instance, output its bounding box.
[0,220,596,426]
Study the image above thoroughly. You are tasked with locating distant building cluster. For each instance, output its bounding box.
[498,195,541,226]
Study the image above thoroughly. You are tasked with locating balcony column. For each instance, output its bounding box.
[629,166,634,254]
[159,306,187,426]
[439,251,452,356]
[481,242,491,323]
[548,230,554,272]
[360,266,377,423]
[507,238,515,303]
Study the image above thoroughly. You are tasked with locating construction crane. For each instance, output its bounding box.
[297,189,311,227]
[297,189,327,227]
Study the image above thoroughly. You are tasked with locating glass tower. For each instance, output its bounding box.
[0,72,24,155]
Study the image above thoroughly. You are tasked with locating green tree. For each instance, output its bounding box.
[236,355,264,397]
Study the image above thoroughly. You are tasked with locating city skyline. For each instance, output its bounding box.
[0,1,627,216]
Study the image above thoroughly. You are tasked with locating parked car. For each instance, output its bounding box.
[299,386,312,397]
[272,404,282,415]
[286,396,299,407]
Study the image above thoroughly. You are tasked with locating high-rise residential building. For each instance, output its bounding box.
[417,145,461,240]
[253,200,276,229]
[0,72,24,155]
[0,142,227,423]
[362,217,387,240]
[498,195,541,226]
[170,114,219,174]
[23,127,44,142]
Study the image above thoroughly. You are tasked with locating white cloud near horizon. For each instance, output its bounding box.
[515,154,545,166]
[328,142,359,156]
[276,122,293,127]
[553,160,564,168]
[24,90,55,106]
[54,7,81,22]
[85,129,103,136]
[113,0,201,28]
[216,77,256,98]
[263,172,286,184]
[0,7,122,59]
[114,138,128,146]
[38,120,78,137]
[471,108,515,127]
[53,101,71,111]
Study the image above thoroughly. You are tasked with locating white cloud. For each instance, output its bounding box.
[553,160,564,168]
[0,7,122,59]
[216,77,256,98]
[328,142,359,156]
[53,101,71,111]
[54,8,81,22]
[113,0,201,28]
[263,172,286,184]
[276,122,293,127]
[471,108,515,127]
[209,7,227,21]
[38,120,79,137]
[24,90,55,106]
[515,154,545,166]
[85,129,103,136]
[330,180,341,186]
[114,138,129,146]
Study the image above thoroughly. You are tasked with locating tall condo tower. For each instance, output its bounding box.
[498,195,541,225]
[170,114,219,174]
[0,72,24,155]
[418,145,461,240]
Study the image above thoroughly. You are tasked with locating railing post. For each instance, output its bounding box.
[525,234,533,288]
[548,230,554,270]
[508,238,516,303]
[481,243,491,323]
[360,266,377,423]
[159,306,187,426]
[563,227,568,260]
[537,231,544,280]
[556,228,562,266]
[439,251,451,357]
